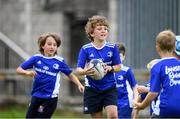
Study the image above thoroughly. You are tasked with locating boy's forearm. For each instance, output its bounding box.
[133,85,139,102]
[75,67,86,75]
[112,64,121,72]
[16,67,27,75]
[68,73,82,86]
[141,92,158,109]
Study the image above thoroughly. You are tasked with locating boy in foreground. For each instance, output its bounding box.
[134,30,180,118]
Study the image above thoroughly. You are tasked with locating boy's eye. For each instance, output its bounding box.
[97,28,102,30]
[96,27,108,31]
[104,28,108,31]
[53,44,57,47]
[47,43,52,45]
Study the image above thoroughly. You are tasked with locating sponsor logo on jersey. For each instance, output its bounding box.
[37,60,41,64]
[165,66,180,86]
[43,66,49,70]
[35,67,56,76]
[90,53,94,57]
[116,84,124,88]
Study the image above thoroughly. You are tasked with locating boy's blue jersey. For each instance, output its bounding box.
[20,54,72,99]
[150,57,180,117]
[77,42,121,91]
[115,65,137,108]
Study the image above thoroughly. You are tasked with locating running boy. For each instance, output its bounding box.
[115,43,138,119]
[16,33,84,118]
[134,30,180,118]
[76,15,121,118]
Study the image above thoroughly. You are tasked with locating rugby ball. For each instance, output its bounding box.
[87,59,105,80]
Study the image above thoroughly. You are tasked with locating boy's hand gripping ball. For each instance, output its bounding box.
[87,59,105,80]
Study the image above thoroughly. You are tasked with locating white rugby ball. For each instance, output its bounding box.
[87,59,105,80]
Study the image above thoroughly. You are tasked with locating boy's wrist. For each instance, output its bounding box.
[110,66,114,72]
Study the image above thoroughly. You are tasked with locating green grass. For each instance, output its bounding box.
[0,103,89,119]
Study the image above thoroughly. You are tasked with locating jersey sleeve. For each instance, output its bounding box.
[20,56,36,69]
[112,44,121,65]
[77,47,87,68]
[60,59,72,76]
[126,68,137,87]
[150,66,161,92]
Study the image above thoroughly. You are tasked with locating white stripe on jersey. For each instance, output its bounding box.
[121,65,129,72]
[83,43,92,49]
[34,54,43,57]
[55,56,64,62]
[82,42,116,49]
[105,42,115,48]
[126,80,133,108]
[152,91,161,115]
[52,72,61,98]
[33,54,64,62]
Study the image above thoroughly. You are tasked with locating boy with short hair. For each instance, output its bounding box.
[134,30,180,118]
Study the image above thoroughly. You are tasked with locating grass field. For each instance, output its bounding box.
[0,103,149,118]
[0,103,89,118]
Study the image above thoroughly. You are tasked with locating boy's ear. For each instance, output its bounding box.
[156,45,159,52]
[90,33,94,37]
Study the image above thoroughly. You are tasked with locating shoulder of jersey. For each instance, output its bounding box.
[121,65,130,71]
[82,43,93,49]
[33,54,64,62]
[54,56,64,62]
[105,42,116,48]
[33,54,43,57]
[82,42,116,49]
[151,59,161,69]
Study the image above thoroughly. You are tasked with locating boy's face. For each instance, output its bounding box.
[120,53,125,62]
[42,36,57,57]
[91,25,108,42]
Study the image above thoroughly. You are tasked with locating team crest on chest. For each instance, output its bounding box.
[53,64,59,69]
[118,75,124,80]
[107,51,113,57]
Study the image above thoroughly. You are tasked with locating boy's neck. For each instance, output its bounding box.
[92,40,106,48]
[159,52,174,58]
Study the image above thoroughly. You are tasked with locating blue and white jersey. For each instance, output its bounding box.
[20,54,72,99]
[115,65,137,108]
[150,57,180,117]
[77,42,121,91]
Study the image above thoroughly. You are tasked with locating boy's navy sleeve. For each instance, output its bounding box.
[60,59,72,76]
[20,56,36,69]
[126,68,137,87]
[112,44,121,65]
[150,66,161,92]
[77,48,87,68]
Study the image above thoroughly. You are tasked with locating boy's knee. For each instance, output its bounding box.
[107,112,118,119]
